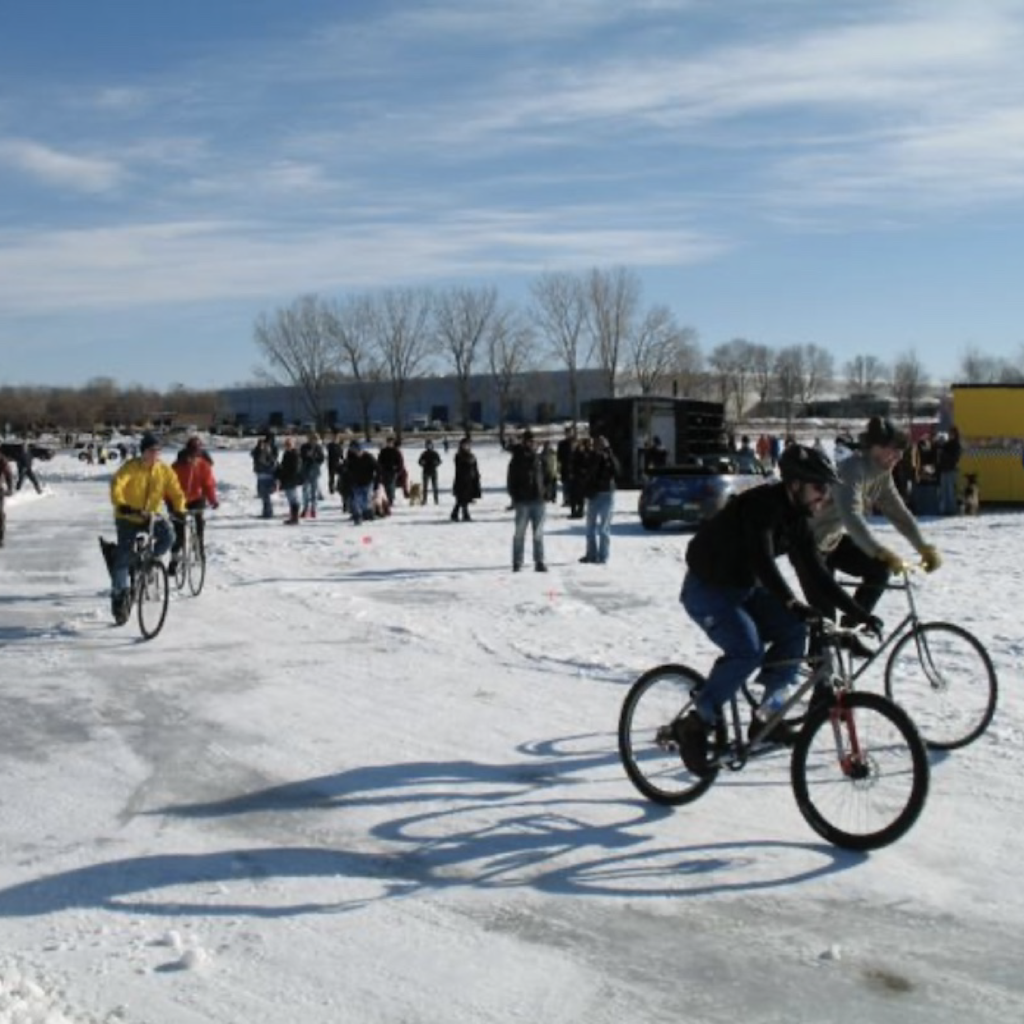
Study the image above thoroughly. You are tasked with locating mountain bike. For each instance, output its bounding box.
[618,620,930,851]
[172,510,207,597]
[743,567,997,750]
[124,515,171,639]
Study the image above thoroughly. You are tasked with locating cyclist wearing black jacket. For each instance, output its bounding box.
[675,444,880,775]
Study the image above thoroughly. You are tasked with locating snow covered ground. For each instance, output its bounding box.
[1,441,1022,1023]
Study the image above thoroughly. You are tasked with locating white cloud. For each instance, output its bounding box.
[0,210,729,316]
[0,138,124,193]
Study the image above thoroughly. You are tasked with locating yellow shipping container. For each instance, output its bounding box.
[951,385,1024,503]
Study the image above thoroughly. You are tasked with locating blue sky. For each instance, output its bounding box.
[2,0,1022,391]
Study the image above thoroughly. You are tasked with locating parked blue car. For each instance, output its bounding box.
[637,452,772,530]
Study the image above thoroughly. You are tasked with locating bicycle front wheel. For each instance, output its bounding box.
[884,622,997,750]
[186,529,206,597]
[791,691,929,851]
[137,560,170,640]
[618,663,717,805]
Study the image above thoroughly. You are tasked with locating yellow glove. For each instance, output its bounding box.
[875,547,907,573]
[917,544,943,573]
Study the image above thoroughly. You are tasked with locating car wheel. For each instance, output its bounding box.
[641,518,662,531]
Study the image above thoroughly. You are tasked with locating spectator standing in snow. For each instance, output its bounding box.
[0,449,13,547]
[275,437,304,525]
[507,429,553,572]
[326,432,343,495]
[299,431,325,518]
[15,441,43,494]
[580,435,620,565]
[418,438,442,505]
[377,436,405,507]
[936,426,962,516]
[451,437,481,522]
[251,436,278,519]
[347,441,378,525]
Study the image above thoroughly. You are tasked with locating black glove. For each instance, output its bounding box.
[787,599,821,623]
[117,503,138,517]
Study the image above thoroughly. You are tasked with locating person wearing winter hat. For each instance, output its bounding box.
[103,432,187,624]
[811,415,942,628]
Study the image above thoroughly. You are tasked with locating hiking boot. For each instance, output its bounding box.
[535,562,548,572]
[748,714,801,747]
[838,631,876,659]
[672,711,714,777]
[111,590,131,626]
[809,683,836,714]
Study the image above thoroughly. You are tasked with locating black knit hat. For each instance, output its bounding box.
[859,416,908,451]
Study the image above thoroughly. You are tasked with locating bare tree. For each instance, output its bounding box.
[327,295,385,437]
[773,345,806,433]
[624,306,696,396]
[253,294,343,428]
[891,350,927,427]
[958,348,1007,387]
[368,287,436,440]
[530,271,590,422]
[801,343,835,408]
[584,266,641,397]
[845,354,887,395]
[708,338,757,422]
[750,344,775,408]
[434,285,499,431]
[487,307,537,444]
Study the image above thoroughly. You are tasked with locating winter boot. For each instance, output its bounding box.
[285,503,300,525]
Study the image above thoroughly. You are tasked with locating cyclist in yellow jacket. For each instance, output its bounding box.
[106,432,187,624]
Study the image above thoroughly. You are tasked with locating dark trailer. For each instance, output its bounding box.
[587,397,726,487]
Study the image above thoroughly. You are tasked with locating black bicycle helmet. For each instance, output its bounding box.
[778,443,840,486]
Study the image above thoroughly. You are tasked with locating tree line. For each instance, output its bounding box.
[0,377,220,435]
[3,266,1020,435]
[254,267,1024,433]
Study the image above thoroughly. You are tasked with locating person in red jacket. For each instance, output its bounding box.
[170,437,218,571]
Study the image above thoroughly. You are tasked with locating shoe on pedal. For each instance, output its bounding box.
[839,632,876,659]
[748,714,801,747]
[672,711,714,777]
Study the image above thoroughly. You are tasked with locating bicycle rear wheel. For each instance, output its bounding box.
[618,664,717,805]
[791,691,929,851]
[884,622,997,750]
[137,560,170,639]
[186,524,206,596]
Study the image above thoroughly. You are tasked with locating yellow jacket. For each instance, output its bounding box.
[110,457,187,523]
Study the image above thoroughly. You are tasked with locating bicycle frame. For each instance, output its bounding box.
[840,568,944,689]
[717,623,849,771]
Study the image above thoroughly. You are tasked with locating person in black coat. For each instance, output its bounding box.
[347,442,378,525]
[419,439,442,505]
[275,437,304,525]
[451,437,481,522]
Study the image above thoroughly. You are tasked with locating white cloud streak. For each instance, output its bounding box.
[0,138,124,193]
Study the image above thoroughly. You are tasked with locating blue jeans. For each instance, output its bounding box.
[256,474,275,518]
[938,471,957,515]
[351,484,372,523]
[585,491,614,563]
[302,469,321,513]
[111,518,173,594]
[680,572,807,723]
[512,500,546,568]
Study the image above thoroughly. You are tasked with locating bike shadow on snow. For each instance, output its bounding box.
[0,732,865,920]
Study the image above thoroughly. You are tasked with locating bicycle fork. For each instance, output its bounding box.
[828,702,872,781]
